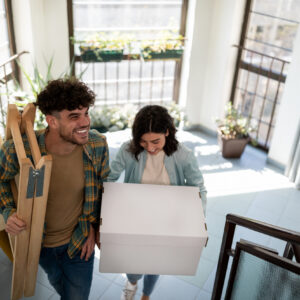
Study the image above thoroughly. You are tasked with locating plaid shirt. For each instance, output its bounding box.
[0,129,110,258]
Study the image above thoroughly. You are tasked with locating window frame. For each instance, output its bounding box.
[1,0,18,81]
[229,0,298,151]
[66,0,188,104]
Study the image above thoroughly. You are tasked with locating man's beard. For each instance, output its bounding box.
[59,126,89,145]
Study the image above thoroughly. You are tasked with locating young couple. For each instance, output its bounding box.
[0,78,206,300]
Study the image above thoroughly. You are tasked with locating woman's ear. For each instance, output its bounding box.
[166,129,169,137]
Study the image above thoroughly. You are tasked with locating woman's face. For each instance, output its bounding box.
[140,131,168,155]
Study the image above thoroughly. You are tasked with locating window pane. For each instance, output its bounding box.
[72,0,183,106]
[0,0,11,65]
[232,0,300,149]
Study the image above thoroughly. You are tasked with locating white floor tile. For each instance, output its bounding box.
[1,129,299,300]
[151,276,200,300]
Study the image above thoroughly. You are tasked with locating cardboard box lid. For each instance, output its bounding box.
[100,182,207,239]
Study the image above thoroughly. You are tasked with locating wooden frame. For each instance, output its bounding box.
[211,213,300,300]
[66,0,188,104]
[3,0,19,81]
[4,103,52,300]
[225,240,300,299]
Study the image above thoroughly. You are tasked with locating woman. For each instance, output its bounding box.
[108,105,207,300]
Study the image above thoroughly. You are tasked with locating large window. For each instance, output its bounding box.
[0,0,15,71]
[68,0,187,107]
[0,0,16,132]
[231,0,300,149]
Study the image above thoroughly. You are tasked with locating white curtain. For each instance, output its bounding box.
[285,120,300,189]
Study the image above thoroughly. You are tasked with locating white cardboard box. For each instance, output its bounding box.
[99,182,208,275]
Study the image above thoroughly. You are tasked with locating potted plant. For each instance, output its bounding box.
[90,104,137,133]
[141,31,184,60]
[216,102,255,158]
[165,102,188,128]
[72,32,129,63]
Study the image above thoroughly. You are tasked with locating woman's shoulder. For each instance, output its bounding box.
[174,143,193,157]
[119,140,131,151]
[118,140,135,158]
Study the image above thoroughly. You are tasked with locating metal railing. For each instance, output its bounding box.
[231,45,290,150]
[75,55,180,108]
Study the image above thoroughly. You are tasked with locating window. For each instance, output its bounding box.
[231,0,300,149]
[68,0,187,107]
[0,0,16,132]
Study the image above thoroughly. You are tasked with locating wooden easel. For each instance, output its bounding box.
[4,103,52,300]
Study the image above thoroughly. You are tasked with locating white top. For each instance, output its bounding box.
[141,151,170,185]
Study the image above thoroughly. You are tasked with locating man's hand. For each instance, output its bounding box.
[96,231,101,249]
[80,224,95,261]
[5,213,26,235]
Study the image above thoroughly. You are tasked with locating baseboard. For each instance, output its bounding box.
[266,157,285,172]
[184,124,217,137]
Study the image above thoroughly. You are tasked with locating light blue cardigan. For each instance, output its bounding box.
[107,141,207,213]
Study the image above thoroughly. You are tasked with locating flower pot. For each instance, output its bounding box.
[80,47,124,63]
[218,133,249,158]
[141,49,183,60]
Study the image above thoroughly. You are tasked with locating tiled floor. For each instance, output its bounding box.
[0,129,299,300]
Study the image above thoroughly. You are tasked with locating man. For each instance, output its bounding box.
[0,78,110,299]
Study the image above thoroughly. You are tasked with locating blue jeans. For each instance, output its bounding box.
[127,274,159,296]
[39,243,94,300]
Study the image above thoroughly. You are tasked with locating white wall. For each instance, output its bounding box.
[182,0,246,132]
[268,27,300,167]
[12,0,70,81]
[10,0,299,168]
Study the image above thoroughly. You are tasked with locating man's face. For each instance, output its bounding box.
[54,107,90,145]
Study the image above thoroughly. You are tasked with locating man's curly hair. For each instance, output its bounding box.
[35,78,95,115]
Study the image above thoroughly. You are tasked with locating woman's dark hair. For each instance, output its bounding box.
[129,105,178,159]
[35,78,95,115]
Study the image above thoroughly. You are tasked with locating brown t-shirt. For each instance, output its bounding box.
[43,146,85,247]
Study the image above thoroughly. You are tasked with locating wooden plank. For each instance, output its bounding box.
[11,158,34,300]
[7,179,19,254]
[6,105,27,163]
[24,120,41,166]
[5,104,21,141]
[24,155,52,296]
[20,103,36,134]
[4,103,52,299]
[21,104,41,165]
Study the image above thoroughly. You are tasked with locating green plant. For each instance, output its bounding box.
[72,32,131,51]
[90,103,187,133]
[216,102,256,139]
[4,57,84,130]
[72,32,133,63]
[164,102,188,128]
[141,31,184,59]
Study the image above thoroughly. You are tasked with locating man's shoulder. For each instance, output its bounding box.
[1,133,29,152]
[1,129,46,156]
[0,139,16,159]
[88,130,107,142]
